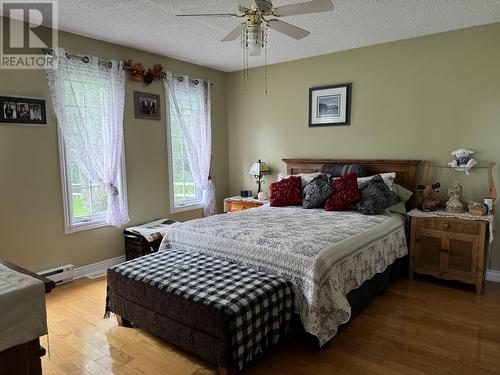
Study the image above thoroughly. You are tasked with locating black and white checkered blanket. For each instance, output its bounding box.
[105,250,293,369]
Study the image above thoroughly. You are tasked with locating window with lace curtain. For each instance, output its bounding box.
[167,90,202,212]
[59,132,127,232]
[49,53,128,233]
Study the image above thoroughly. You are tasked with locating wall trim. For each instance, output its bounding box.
[73,255,500,283]
[74,255,126,280]
[486,270,500,283]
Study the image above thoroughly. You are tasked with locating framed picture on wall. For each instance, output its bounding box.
[134,91,161,120]
[309,83,351,127]
[0,96,47,126]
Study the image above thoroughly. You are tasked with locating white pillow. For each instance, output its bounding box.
[356,172,396,188]
[277,172,323,189]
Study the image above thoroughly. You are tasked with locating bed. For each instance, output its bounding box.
[107,158,419,373]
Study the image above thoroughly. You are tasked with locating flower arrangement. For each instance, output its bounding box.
[144,64,164,84]
[123,60,164,84]
[123,59,145,82]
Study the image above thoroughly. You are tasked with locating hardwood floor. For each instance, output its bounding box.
[41,276,500,375]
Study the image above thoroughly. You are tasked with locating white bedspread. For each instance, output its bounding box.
[161,205,407,345]
[0,263,48,352]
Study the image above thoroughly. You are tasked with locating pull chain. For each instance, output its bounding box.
[246,37,249,81]
[243,32,246,92]
[264,40,268,95]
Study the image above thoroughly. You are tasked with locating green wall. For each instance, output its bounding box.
[0,22,228,271]
[2,18,499,273]
[227,23,500,270]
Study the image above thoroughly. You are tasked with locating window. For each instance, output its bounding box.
[52,62,128,234]
[59,132,127,233]
[167,92,202,212]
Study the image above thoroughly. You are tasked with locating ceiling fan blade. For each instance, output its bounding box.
[221,25,243,42]
[267,19,310,39]
[272,0,333,17]
[176,13,243,18]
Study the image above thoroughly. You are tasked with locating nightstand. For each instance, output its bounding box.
[124,219,177,261]
[408,209,493,295]
[224,196,266,213]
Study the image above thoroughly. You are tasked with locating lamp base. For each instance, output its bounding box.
[254,176,263,198]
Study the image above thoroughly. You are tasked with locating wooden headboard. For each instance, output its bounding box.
[283,158,421,209]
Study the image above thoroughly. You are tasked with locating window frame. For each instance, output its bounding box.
[165,94,203,214]
[57,126,128,234]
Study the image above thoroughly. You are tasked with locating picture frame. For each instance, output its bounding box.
[309,83,351,127]
[134,91,161,120]
[0,96,47,126]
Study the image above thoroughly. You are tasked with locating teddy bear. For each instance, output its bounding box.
[417,183,441,212]
[448,149,477,175]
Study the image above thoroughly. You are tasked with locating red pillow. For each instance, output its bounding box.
[270,176,302,207]
[325,173,361,211]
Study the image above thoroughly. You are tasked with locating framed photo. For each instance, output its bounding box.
[309,83,351,127]
[0,96,47,126]
[134,91,161,120]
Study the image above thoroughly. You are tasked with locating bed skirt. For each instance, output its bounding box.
[293,256,406,346]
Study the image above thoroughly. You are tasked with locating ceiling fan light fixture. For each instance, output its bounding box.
[241,24,269,57]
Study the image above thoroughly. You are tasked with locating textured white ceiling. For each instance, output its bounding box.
[21,1,500,71]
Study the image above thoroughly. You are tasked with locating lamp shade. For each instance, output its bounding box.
[248,159,271,176]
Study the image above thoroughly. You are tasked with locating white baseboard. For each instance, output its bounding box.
[72,254,500,283]
[486,270,500,283]
[74,255,126,280]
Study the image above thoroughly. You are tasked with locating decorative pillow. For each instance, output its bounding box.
[355,175,400,215]
[302,175,334,209]
[388,183,413,214]
[324,173,361,211]
[270,175,303,207]
[356,172,396,189]
[320,164,369,177]
[330,172,397,189]
[277,172,324,189]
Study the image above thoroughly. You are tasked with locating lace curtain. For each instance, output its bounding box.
[164,73,216,216]
[46,49,129,227]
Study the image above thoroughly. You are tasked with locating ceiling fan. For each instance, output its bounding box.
[177,0,334,56]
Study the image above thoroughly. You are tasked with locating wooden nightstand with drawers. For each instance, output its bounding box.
[408,209,492,295]
[224,196,265,213]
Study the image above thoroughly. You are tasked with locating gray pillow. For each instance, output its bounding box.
[355,175,400,215]
[303,175,334,209]
[320,163,369,177]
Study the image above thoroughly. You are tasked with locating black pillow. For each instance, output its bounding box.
[303,174,334,209]
[355,175,400,215]
[320,163,369,177]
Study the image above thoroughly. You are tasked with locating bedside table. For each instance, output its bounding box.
[124,219,177,261]
[224,196,266,213]
[408,209,494,295]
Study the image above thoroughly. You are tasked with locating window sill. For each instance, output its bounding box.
[65,219,109,234]
[170,203,203,214]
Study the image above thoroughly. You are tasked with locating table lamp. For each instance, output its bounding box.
[248,159,271,198]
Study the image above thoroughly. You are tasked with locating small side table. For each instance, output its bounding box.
[224,196,266,213]
[408,209,494,295]
[124,219,177,261]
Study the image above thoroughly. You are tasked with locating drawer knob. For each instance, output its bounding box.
[443,223,450,229]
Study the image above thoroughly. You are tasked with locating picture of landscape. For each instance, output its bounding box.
[317,94,340,117]
[309,83,351,127]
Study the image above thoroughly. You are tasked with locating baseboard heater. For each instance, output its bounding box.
[38,264,74,286]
